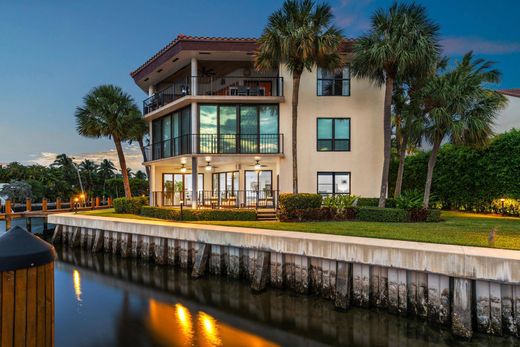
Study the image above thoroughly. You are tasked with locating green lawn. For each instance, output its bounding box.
[80,209,520,250]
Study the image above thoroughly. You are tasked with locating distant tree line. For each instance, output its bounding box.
[0,154,148,203]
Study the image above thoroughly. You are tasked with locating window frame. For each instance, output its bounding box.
[316,64,351,97]
[317,172,351,196]
[316,117,351,152]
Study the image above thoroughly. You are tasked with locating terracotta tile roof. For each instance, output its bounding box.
[130,35,258,79]
[499,89,520,98]
[130,34,355,82]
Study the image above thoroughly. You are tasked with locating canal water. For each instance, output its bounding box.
[1,223,519,346]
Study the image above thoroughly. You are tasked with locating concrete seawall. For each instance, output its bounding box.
[49,213,520,339]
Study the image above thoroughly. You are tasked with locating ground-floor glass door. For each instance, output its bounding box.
[163,173,203,206]
[244,170,273,207]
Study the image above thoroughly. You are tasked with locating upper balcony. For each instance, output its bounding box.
[143,75,283,115]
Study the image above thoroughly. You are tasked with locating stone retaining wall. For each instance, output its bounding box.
[49,213,520,339]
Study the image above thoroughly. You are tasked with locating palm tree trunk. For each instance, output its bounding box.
[137,138,150,179]
[114,137,132,198]
[291,72,302,194]
[378,75,395,207]
[394,131,409,197]
[423,137,441,208]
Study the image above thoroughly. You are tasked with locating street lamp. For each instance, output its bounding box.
[71,157,85,198]
[73,197,79,214]
[179,200,184,221]
[501,198,506,214]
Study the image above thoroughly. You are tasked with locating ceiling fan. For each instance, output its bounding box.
[199,66,216,77]
[247,159,268,170]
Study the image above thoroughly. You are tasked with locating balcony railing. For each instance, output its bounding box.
[152,190,279,209]
[144,133,284,162]
[143,76,283,114]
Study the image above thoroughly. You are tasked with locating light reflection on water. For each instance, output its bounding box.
[52,247,520,347]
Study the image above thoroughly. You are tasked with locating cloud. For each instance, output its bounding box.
[28,144,146,172]
[441,37,520,55]
[333,0,372,36]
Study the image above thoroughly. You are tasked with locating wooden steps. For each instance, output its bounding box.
[256,209,277,221]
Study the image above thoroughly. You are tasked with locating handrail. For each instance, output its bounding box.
[143,76,284,114]
[144,133,284,161]
[152,190,279,209]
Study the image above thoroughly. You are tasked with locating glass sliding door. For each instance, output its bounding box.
[163,173,203,206]
[211,171,239,207]
[240,106,258,153]
[259,105,279,153]
[219,106,237,153]
[162,116,171,158]
[244,170,273,207]
[199,105,217,153]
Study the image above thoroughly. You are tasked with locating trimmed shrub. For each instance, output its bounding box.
[279,193,323,221]
[279,193,322,211]
[356,206,409,222]
[357,197,396,208]
[140,206,257,221]
[114,196,148,214]
[426,209,442,222]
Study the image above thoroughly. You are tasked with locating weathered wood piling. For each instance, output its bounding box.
[0,226,56,347]
[49,218,520,340]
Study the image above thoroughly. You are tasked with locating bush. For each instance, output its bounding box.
[279,193,322,220]
[395,190,423,210]
[140,206,257,221]
[114,196,148,214]
[356,206,409,222]
[357,197,396,208]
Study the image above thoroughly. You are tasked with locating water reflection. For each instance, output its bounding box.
[54,247,520,347]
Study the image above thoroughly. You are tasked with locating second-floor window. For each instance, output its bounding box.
[317,65,350,96]
[317,118,350,151]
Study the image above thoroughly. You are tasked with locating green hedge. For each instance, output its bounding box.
[356,206,409,222]
[114,196,148,214]
[140,206,257,221]
[357,197,396,208]
[279,193,322,211]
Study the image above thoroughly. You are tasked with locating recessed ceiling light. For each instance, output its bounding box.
[199,52,211,55]
[144,78,149,82]
[172,58,179,63]
[157,69,163,73]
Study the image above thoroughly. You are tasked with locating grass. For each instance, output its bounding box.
[79,208,162,221]
[80,209,520,250]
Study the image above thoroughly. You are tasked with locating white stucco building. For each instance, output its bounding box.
[496,89,520,133]
[131,35,384,208]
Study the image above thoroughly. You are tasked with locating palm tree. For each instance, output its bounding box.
[126,111,149,178]
[352,2,440,207]
[98,159,116,198]
[420,52,507,208]
[256,0,343,193]
[79,160,98,196]
[75,85,140,198]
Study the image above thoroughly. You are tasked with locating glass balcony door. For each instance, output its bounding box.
[244,170,273,207]
[163,173,203,206]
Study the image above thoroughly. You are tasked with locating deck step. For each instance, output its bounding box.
[256,210,277,221]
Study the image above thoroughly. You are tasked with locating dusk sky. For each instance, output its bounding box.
[0,0,518,169]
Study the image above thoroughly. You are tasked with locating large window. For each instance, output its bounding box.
[198,104,279,154]
[317,118,350,151]
[151,106,191,160]
[317,65,350,96]
[162,173,203,206]
[317,172,350,196]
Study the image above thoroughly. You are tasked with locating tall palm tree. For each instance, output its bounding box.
[75,85,140,198]
[79,159,98,196]
[256,0,343,193]
[352,2,440,207]
[420,52,507,208]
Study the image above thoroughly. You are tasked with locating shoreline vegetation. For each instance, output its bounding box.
[80,209,520,251]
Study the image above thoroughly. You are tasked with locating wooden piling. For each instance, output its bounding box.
[335,261,351,310]
[42,199,48,212]
[251,251,270,292]
[56,198,61,210]
[192,243,210,279]
[5,200,12,230]
[25,198,31,212]
[0,226,56,347]
[95,197,100,208]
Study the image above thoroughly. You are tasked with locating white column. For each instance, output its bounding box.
[149,165,156,206]
[191,57,198,96]
[191,157,198,209]
[148,84,156,96]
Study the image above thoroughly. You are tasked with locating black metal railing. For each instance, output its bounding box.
[152,190,279,209]
[143,82,191,114]
[143,76,283,115]
[144,133,284,161]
